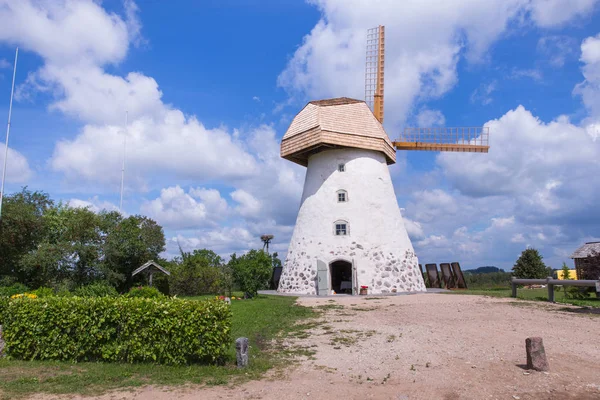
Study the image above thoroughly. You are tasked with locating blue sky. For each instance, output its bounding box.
[0,0,600,271]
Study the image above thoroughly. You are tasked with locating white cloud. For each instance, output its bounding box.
[68,196,119,213]
[528,0,598,27]
[0,143,33,183]
[470,81,497,105]
[140,185,228,229]
[537,35,577,67]
[575,33,600,119]
[277,0,597,127]
[509,68,543,81]
[0,58,10,69]
[50,111,260,188]
[416,108,445,127]
[231,189,262,219]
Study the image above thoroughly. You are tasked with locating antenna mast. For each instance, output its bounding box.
[0,47,19,225]
[119,111,128,212]
[365,25,385,124]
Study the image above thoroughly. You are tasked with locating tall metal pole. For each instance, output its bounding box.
[119,111,128,212]
[0,47,19,225]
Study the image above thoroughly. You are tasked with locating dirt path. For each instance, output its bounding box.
[32,294,600,400]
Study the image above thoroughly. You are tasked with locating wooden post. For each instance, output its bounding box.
[511,277,517,298]
[149,271,153,287]
[547,277,554,303]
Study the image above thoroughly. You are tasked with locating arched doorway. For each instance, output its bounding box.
[330,260,353,294]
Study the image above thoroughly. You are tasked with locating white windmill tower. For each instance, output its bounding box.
[277,26,489,295]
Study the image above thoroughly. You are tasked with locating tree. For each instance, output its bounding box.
[512,248,548,279]
[169,248,225,296]
[229,250,272,298]
[102,215,166,291]
[0,188,53,281]
[560,262,571,298]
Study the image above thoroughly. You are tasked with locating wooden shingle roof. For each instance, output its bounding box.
[281,98,396,166]
[570,241,600,258]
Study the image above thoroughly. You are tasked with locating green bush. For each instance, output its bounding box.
[0,296,8,324]
[73,282,118,297]
[0,284,30,297]
[3,297,231,365]
[31,287,55,298]
[229,250,272,298]
[125,286,164,298]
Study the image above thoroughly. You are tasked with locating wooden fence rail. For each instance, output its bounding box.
[511,277,600,302]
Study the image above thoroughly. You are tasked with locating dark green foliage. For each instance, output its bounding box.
[169,249,225,296]
[0,188,53,282]
[0,188,166,293]
[3,297,231,365]
[229,250,272,298]
[73,282,118,297]
[0,296,8,324]
[468,266,505,274]
[125,286,164,298]
[0,284,30,297]
[102,215,166,291]
[463,271,512,290]
[31,287,55,298]
[512,248,548,279]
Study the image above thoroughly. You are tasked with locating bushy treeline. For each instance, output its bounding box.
[0,188,276,297]
[463,271,512,289]
[0,188,165,293]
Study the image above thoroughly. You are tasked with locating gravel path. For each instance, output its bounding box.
[32,294,600,400]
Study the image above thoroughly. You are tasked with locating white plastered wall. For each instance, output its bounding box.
[278,148,426,295]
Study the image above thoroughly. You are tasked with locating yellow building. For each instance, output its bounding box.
[557,270,578,280]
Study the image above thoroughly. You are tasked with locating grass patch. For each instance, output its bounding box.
[453,288,600,308]
[0,295,317,398]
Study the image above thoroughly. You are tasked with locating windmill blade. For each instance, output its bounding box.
[394,127,490,153]
[365,25,385,124]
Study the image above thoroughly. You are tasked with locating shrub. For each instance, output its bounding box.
[31,287,55,298]
[3,297,231,365]
[512,248,548,279]
[0,284,30,297]
[169,249,225,296]
[229,250,272,298]
[0,296,8,324]
[125,286,164,298]
[73,282,118,297]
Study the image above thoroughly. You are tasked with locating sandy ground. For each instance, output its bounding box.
[31,294,600,400]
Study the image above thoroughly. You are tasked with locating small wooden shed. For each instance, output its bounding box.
[570,241,600,280]
[132,260,170,287]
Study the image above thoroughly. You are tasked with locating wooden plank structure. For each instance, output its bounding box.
[451,262,468,289]
[394,127,489,153]
[570,241,600,280]
[418,264,427,287]
[425,264,442,289]
[280,98,396,166]
[132,260,170,287]
[439,263,456,289]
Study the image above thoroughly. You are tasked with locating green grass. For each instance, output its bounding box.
[0,295,317,399]
[454,287,600,308]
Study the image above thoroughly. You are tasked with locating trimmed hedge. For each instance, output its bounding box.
[3,297,231,365]
[0,296,8,324]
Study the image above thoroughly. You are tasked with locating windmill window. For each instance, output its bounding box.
[334,220,348,236]
[338,163,345,172]
[337,190,347,202]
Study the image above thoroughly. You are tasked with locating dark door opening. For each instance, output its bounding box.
[330,260,353,294]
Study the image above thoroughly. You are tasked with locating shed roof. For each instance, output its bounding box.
[570,241,600,258]
[281,97,396,166]
[132,260,171,277]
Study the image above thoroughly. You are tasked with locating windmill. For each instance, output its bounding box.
[365,25,490,153]
[276,26,489,296]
